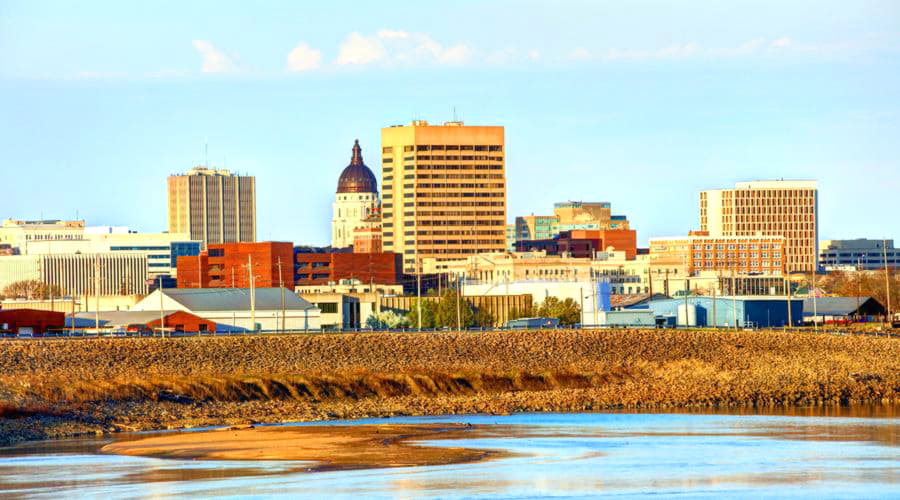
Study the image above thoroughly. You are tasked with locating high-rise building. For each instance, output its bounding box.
[699,180,818,273]
[167,167,256,248]
[381,120,506,272]
[332,140,380,249]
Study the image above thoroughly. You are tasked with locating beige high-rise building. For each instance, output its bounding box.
[381,120,506,272]
[167,167,256,247]
[699,180,818,273]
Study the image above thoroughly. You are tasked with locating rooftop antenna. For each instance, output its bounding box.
[205,142,209,168]
[453,106,458,122]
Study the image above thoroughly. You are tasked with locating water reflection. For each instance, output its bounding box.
[0,408,897,499]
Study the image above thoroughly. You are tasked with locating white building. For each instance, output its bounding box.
[131,287,321,332]
[0,253,150,296]
[0,219,86,253]
[332,140,379,249]
[462,279,609,326]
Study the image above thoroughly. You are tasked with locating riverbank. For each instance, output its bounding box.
[1,329,898,446]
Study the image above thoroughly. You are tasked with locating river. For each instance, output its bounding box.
[1,409,897,498]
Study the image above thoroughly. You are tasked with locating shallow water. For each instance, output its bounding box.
[1,410,898,498]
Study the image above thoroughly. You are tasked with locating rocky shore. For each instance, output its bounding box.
[1,329,898,446]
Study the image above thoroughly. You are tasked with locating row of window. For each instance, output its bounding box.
[692,243,777,250]
[699,261,781,268]
[384,165,504,173]
[693,252,781,258]
[386,145,503,152]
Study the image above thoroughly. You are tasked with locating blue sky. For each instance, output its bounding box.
[1,0,898,246]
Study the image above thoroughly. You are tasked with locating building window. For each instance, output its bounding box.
[317,302,338,314]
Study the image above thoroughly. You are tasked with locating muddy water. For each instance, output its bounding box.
[0,409,897,498]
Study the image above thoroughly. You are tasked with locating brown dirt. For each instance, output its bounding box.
[1,329,897,446]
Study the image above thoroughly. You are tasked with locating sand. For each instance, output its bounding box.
[101,423,503,470]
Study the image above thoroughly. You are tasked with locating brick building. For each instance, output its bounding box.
[176,242,295,288]
[649,231,786,276]
[295,249,402,286]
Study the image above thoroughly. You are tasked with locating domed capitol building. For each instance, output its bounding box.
[331,140,380,249]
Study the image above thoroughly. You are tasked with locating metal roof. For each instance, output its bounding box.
[68,310,183,327]
[161,287,317,312]
[802,297,878,316]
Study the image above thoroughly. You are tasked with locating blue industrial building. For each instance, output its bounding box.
[627,297,803,328]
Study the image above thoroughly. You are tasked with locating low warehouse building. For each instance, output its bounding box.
[803,297,885,325]
[0,309,65,335]
[629,296,803,328]
[130,287,320,332]
[67,310,216,333]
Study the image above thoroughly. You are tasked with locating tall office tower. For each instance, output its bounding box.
[699,180,818,273]
[381,120,506,273]
[167,167,256,248]
[332,140,380,249]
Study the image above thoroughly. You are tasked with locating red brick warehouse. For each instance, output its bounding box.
[176,242,295,288]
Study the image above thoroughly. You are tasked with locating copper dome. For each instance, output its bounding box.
[337,139,378,194]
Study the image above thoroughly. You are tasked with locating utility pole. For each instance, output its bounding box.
[197,253,202,288]
[70,296,76,335]
[884,239,892,330]
[711,277,717,328]
[856,255,862,323]
[811,268,818,333]
[786,274,793,330]
[731,266,737,329]
[247,255,256,332]
[456,273,462,331]
[579,286,585,326]
[277,257,285,333]
[94,255,100,331]
[416,244,422,331]
[159,280,165,337]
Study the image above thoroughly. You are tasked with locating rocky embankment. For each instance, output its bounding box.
[1,329,898,446]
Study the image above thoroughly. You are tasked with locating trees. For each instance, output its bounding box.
[1,280,62,300]
[819,269,900,312]
[404,290,494,329]
[535,296,582,326]
[365,310,410,330]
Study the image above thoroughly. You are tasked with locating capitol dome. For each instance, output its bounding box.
[336,139,378,194]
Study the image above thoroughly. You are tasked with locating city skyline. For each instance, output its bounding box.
[2,1,899,246]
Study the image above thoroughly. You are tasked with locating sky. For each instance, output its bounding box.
[1,0,899,246]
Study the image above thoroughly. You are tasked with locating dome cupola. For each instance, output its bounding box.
[336,139,378,194]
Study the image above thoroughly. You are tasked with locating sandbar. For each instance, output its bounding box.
[101,423,503,470]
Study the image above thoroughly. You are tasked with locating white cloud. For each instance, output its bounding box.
[335,29,471,66]
[569,47,592,61]
[336,32,386,65]
[770,37,793,48]
[286,42,322,72]
[376,29,410,40]
[527,49,541,61]
[192,40,239,73]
